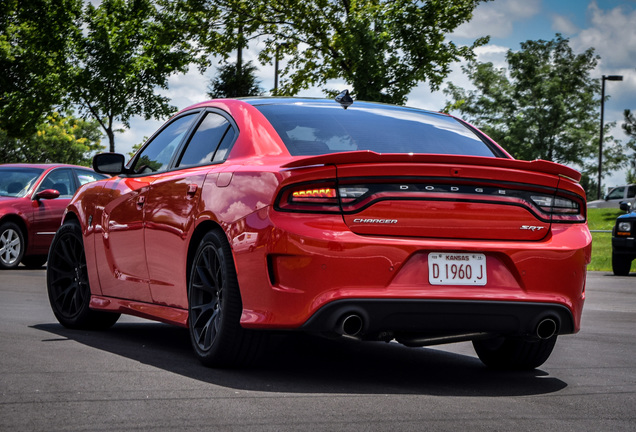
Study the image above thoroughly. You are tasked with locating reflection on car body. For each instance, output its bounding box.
[46,98,591,370]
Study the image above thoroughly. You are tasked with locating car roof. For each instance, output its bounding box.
[0,163,90,169]
[185,97,444,116]
[240,97,444,115]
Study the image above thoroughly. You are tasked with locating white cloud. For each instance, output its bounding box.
[573,1,636,68]
[551,14,579,35]
[453,0,542,39]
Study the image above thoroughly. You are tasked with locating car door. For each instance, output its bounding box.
[30,168,75,254]
[143,110,237,307]
[95,113,198,302]
[627,185,636,206]
[605,186,627,208]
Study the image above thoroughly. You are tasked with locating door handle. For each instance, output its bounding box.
[136,195,145,207]
[187,184,198,196]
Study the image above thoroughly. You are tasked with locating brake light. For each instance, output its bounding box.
[276,182,340,212]
[530,194,585,222]
[291,187,336,203]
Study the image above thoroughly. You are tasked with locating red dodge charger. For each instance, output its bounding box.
[46,98,592,369]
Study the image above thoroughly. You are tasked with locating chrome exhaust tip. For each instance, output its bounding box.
[536,318,558,339]
[339,314,364,337]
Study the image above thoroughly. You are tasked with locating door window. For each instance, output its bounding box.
[76,169,108,185]
[131,113,197,174]
[177,112,234,168]
[38,169,75,197]
[607,187,625,200]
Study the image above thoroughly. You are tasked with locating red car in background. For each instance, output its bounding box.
[46,98,592,370]
[0,164,107,269]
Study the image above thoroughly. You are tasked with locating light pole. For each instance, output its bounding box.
[273,43,291,96]
[598,74,623,199]
[274,44,281,96]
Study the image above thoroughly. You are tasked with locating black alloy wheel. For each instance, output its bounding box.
[0,222,25,270]
[47,220,119,329]
[188,230,264,367]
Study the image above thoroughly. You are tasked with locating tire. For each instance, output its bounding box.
[612,252,633,276]
[0,221,25,270]
[472,335,557,370]
[21,255,47,269]
[47,220,120,329]
[188,230,264,367]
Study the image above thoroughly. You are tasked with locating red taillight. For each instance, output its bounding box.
[291,187,337,203]
[530,193,586,222]
[276,182,340,212]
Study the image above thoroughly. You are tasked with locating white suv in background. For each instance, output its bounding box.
[588,184,636,208]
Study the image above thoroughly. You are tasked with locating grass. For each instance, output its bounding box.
[587,208,635,272]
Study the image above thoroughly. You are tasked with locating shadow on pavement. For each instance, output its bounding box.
[33,321,567,397]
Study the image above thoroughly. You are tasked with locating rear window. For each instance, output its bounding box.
[255,102,501,157]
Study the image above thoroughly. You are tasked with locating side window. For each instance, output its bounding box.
[131,113,197,174]
[607,187,625,200]
[38,169,75,197]
[627,186,636,199]
[76,169,108,186]
[177,112,233,168]
[212,127,236,163]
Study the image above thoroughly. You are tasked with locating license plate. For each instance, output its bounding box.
[428,252,487,286]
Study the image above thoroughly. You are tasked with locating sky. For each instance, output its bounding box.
[116,0,636,188]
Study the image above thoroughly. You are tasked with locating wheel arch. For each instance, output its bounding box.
[186,220,231,290]
[0,213,29,251]
[61,211,80,226]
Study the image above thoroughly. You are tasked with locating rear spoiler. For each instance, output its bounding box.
[281,151,582,182]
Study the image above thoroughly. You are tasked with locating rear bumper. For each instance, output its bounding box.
[234,212,591,334]
[300,299,575,339]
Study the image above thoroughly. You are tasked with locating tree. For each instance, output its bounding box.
[0,112,104,166]
[444,35,627,189]
[623,109,636,184]
[0,0,82,137]
[213,0,489,104]
[207,61,264,98]
[67,0,209,153]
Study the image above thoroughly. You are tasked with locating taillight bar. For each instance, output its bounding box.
[275,179,586,222]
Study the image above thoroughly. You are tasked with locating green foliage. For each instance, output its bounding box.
[216,0,489,104]
[128,138,147,160]
[68,0,208,153]
[0,0,82,137]
[0,112,104,166]
[623,109,636,184]
[207,61,263,98]
[444,35,629,190]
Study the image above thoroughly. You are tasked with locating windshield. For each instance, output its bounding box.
[255,102,503,158]
[0,167,44,197]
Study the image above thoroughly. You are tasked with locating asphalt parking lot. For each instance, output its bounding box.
[0,269,634,431]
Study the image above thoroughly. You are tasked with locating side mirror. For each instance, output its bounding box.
[619,201,632,212]
[34,189,60,200]
[93,152,126,175]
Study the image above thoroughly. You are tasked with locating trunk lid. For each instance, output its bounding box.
[283,152,582,241]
